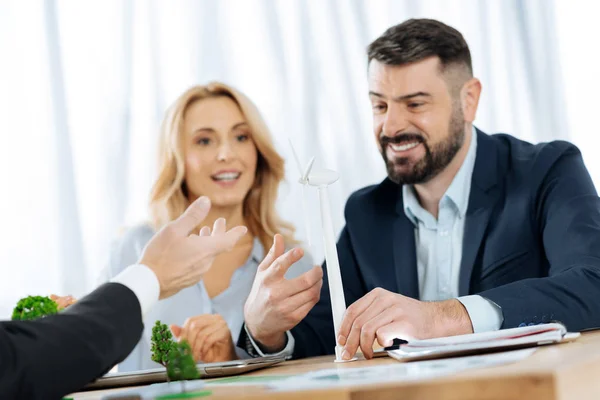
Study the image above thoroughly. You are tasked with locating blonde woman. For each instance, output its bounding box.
[101,82,314,371]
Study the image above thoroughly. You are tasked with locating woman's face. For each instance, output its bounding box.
[182,96,258,208]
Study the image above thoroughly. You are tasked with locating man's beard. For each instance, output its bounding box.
[380,106,465,185]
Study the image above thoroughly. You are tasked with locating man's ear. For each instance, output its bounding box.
[461,78,482,123]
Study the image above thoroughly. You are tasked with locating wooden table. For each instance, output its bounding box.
[73,331,600,400]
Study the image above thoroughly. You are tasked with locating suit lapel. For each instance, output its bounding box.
[394,187,420,299]
[458,130,500,296]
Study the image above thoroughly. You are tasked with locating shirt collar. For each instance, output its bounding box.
[403,185,428,227]
[445,126,477,217]
[402,126,478,225]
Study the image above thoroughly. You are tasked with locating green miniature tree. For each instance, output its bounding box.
[167,340,200,392]
[151,320,200,391]
[12,295,58,321]
[151,320,177,369]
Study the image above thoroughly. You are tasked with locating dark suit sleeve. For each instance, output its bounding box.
[291,217,368,358]
[0,282,144,399]
[481,145,600,331]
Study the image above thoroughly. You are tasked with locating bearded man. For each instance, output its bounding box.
[238,18,600,361]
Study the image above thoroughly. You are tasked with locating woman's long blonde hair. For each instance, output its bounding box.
[149,82,297,251]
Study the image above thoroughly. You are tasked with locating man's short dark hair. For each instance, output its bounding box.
[367,19,472,76]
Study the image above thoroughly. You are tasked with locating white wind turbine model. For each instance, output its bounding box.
[289,140,356,362]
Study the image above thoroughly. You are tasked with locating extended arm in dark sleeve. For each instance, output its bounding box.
[0,282,144,399]
[481,146,600,330]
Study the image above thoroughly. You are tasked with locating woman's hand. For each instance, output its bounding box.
[49,294,77,310]
[170,314,237,363]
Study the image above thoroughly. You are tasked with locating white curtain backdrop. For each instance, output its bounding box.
[0,0,596,319]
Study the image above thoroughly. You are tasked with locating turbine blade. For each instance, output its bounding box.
[303,157,315,182]
[288,138,304,177]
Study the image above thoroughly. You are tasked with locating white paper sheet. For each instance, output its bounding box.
[402,323,566,348]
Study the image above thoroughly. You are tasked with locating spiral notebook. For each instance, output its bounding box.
[384,323,579,361]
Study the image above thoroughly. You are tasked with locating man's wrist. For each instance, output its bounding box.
[435,299,474,336]
[240,324,291,357]
[258,336,286,354]
[248,326,287,353]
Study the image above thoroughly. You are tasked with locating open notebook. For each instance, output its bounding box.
[385,323,579,361]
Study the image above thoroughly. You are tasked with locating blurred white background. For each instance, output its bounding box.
[0,0,598,318]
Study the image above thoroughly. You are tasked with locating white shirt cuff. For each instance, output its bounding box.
[110,264,160,318]
[244,324,295,358]
[457,295,503,333]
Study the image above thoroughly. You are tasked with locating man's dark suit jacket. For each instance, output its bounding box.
[291,129,600,358]
[0,283,143,399]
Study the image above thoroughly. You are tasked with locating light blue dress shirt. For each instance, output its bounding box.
[402,128,503,333]
[99,224,314,371]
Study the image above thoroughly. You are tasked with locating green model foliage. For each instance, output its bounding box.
[12,296,58,321]
[167,340,200,382]
[151,320,177,368]
[151,320,200,390]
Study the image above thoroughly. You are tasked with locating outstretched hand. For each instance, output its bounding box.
[139,196,248,299]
